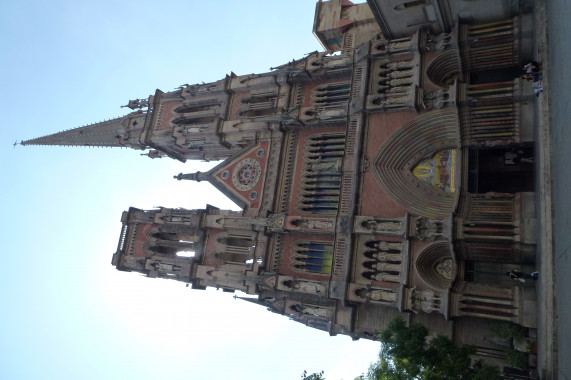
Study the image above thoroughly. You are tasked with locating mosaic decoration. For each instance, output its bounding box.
[412,149,456,192]
[232,158,262,191]
[435,258,453,280]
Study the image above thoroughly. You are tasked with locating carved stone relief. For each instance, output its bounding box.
[405,287,442,314]
[282,278,327,295]
[354,216,405,235]
[414,216,445,241]
[355,287,398,304]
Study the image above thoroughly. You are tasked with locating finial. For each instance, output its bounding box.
[174,172,208,182]
[121,98,148,110]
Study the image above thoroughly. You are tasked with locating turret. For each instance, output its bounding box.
[112,207,205,282]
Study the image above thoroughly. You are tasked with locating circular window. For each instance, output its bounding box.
[232,158,262,191]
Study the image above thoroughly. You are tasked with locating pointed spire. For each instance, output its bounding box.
[234,295,265,306]
[21,112,148,150]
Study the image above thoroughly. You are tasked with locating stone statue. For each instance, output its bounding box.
[153,262,178,272]
[311,54,351,71]
[381,61,414,70]
[313,108,346,120]
[425,32,452,52]
[362,271,400,283]
[307,158,341,173]
[122,98,149,110]
[415,217,444,241]
[376,39,412,53]
[366,240,403,251]
[290,218,334,230]
[389,40,412,52]
[419,290,441,313]
[366,262,401,272]
[283,280,326,295]
[184,83,216,96]
[291,304,330,317]
[160,215,193,224]
[406,288,441,313]
[356,288,397,303]
[423,90,450,109]
[381,77,413,88]
[365,251,402,262]
[435,259,453,280]
[381,69,414,79]
[362,220,401,233]
[373,272,400,283]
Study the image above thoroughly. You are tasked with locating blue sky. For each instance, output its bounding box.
[0,1,380,379]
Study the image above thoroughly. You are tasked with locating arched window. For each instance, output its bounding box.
[212,233,256,264]
[290,241,333,274]
[148,245,178,256]
[151,232,179,241]
[238,92,278,118]
[175,99,220,114]
[173,115,217,125]
[176,251,195,258]
[311,82,351,111]
[298,133,345,214]
[213,251,251,264]
[216,236,255,248]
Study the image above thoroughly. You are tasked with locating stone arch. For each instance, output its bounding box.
[212,251,250,264]
[175,99,220,114]
[372,109,460,218]
[142,243,178,257]
[415,241,456,290]
[289,240,334,275]
[172,115,217,125]
[426,49,462,87]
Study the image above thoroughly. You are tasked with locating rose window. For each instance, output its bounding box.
[232,158,262,191]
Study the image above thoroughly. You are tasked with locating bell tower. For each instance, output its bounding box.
[112,205,274,293]
[21,64,296,163]
[113,207,205,283]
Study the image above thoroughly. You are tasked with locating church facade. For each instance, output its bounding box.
[23,0,538,366]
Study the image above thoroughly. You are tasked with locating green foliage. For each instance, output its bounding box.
[361,318,502,380]
[488,322,527,341]
[472,363,503,380]
[506,349,528,369]
[301,318,507,380]
[301,370,325,380]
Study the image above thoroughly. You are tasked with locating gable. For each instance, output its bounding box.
[210,141,271,210]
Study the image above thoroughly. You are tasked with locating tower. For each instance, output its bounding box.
[24,0,539,367]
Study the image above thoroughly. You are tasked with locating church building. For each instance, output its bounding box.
[22,0,538,366]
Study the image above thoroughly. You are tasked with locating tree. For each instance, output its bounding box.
[361,318,502,380]
[301,370,326,380]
